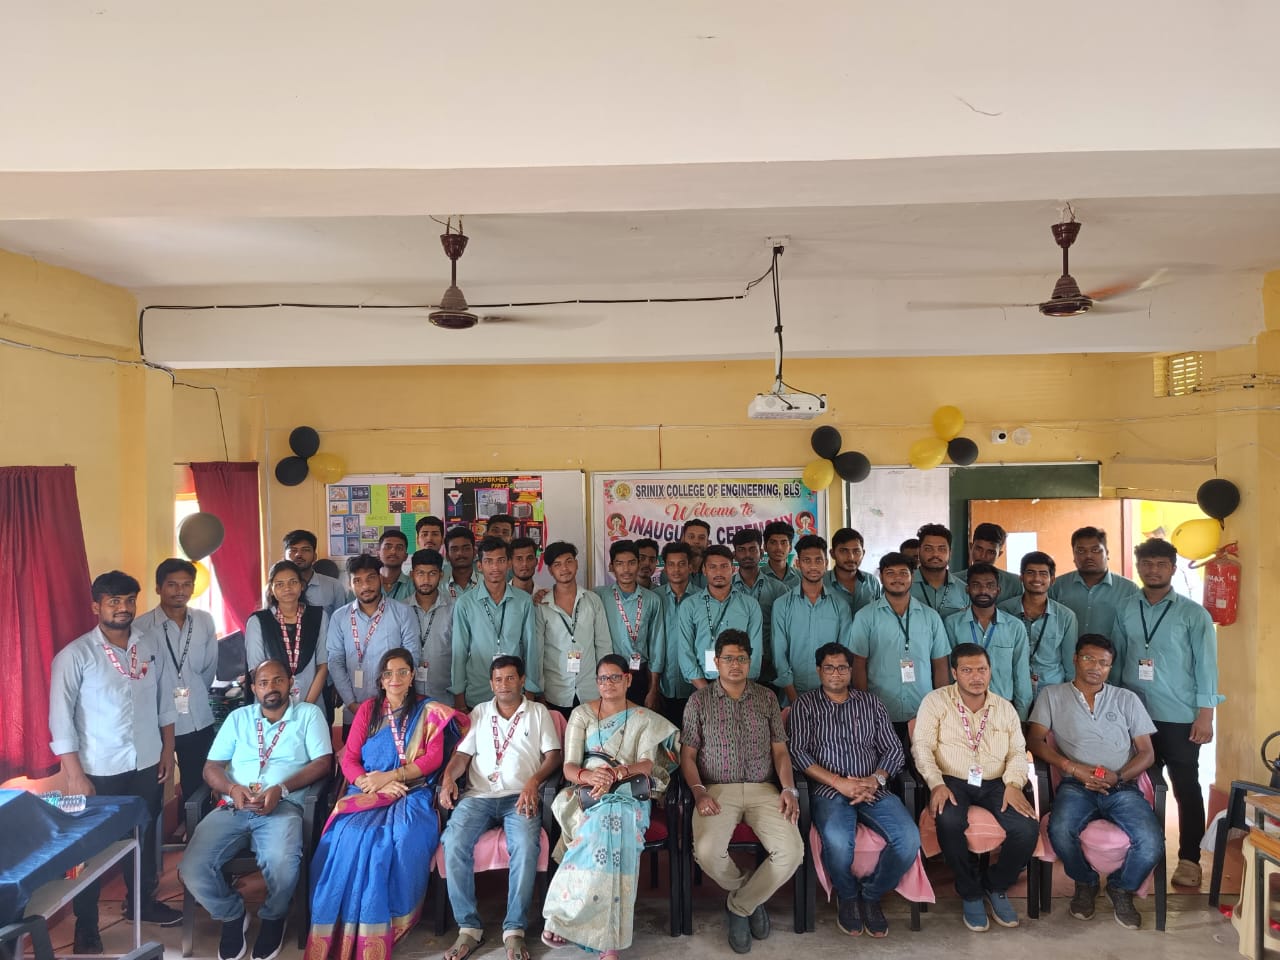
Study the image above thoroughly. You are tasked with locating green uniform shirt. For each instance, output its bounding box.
[592,584,666,672]
[998,595,1079,692]
[943,607,1033,720]
[763,563,802,590]
[657,584,697,699]
[1111,590,1223,723]
[910,569,971,621]
[677,588,764,683]
[823,569,883,618]
[846,597,949,723]
[732,572,789,682]
[1047,569,1140,638]
[960,566,1024,605]
[450,585,539,706]
[770,585,853,695]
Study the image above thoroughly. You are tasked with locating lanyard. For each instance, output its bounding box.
[968,617,997,649]
[612,586,642,645]
[892,607,912,651]
[275,605,305,673]
[556,594,582,638]
[102,640,145,680]
[384,700,407,764]
[447,572,475,601]
[163,617,193,676]
[491,708,525,764]
[416,602,441,644]
[956,700,991,754]
[1138,600,1173,650]
[256,716,287,774]
[350,601,386,667]
[482,594,508,640]
[703,592,730,637]
[1025,610,1049,657]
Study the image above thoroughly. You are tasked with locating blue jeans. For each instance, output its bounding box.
[1047,780,1165,892]
[811,792,920,902]
[441,794,542,935]
[178,804,303,921]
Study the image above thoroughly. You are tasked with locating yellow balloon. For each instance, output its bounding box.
[192,561,212,598]
[802,458,835,491]
[932,405,966,441]
[1170,518,1221,561]
[908,436,948,470]
[310,452,348,484]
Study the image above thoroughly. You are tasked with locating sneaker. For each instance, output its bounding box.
[1108,888,1142,930]
[138,900,183,927]
[219,914,249,960]
[836,896,863,936]
[962,898,989,932]
[252,916,288,960]
[860,897,889,938]
[73,924,104,955]
[1069,881,1099,920]
[725,907,752,954]
[1171,858,1202,888]
[984,889,1019,928]
[747,904,771,941]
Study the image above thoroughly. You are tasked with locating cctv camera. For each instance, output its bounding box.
[991,429,1009,444]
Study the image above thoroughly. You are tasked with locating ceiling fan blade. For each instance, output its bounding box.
[479,313,602,330]
[1086,268,1172,302]
[906,300,1040,312]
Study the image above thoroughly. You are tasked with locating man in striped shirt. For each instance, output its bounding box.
[788,643,919,938]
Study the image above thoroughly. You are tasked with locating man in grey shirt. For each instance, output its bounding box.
[1027,634,1162,931]
[409,548,453,702]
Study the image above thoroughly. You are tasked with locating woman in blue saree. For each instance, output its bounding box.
[306,647,468,960]
[541,654,680,957]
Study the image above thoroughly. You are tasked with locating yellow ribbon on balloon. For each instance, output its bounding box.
[192,561,212,598]
[932,405,965,441]
[908,437,948,470]
[1170,518,1222,561]
[802,458,835,491]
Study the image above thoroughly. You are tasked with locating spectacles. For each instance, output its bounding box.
[820,664,852,674]
[596,674,628,685]
[1077,654,1113,668]
[381,668,413,679]
[716,655,750,665]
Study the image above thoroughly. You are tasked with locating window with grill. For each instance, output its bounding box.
[1153,352,1204,397]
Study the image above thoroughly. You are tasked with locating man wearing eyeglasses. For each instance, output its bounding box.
[787,643,919,938]
[1048,526,1139,637]
[1027,635,1163,930]
[680,629,802,954]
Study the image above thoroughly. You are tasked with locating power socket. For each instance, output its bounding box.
[991,429,1009,444]
[765,235,790,253]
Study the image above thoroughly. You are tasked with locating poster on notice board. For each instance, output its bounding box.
[442,474,547,546]
[325,474,433,560]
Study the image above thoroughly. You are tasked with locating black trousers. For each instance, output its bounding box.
[628,666,652,706]
[1149,720,1205,860]
[934,775,1039,900]
[73,765,162,929]
[174,724,217,808]
[661,697,688,729]
[547,699,579,721]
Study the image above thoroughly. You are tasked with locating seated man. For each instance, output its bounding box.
[179,659,333,960]
[788,643,919,938]
[438,656,562,960]
[681,629,803,954]
[1027,634,1163,930]
[912,642,1038,932]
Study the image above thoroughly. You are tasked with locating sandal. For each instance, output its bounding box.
[541,931,570,947]
[443,932,483,960]
[504,934,531,960]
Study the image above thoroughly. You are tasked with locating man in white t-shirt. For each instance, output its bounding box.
[438,655,562,960]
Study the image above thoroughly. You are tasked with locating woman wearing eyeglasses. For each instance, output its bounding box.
[541,654,680,958]
[306,647,469,960]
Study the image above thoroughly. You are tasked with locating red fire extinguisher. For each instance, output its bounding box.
[1195,541,1240,626]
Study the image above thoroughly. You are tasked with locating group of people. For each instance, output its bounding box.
[47,515,1221,958]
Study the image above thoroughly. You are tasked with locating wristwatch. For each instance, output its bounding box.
[874,773,887,788]
[782,787,799,798]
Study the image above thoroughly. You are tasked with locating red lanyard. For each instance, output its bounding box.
[256,716,287,774]
[384,700,407,764]
[491,709,525,764]
[102,641,145,680]
[275,605,305,673]
[612,587,643,644]
[956,700,991,754]
[349,601,386,666]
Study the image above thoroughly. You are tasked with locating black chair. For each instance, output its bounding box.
[1209,780,1280,908]
[180,776,331,957]
[0,916,53,960]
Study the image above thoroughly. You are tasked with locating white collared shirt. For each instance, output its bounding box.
[457,699,561,798]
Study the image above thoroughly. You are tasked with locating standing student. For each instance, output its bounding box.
[998,551,1078,693]
[636,537,661,588]
[656,541,698,725]
[824,527,883,617]
[408,549,453,703]
[509,536,539,596]
[762,520,801,590]
[1048,526,1140,637]
[377,530,413,601]
[538,542,612,718]
[594,539,665,709]
[678,545,764,686]
[960,523,1023,605]
[284,529,349,615]
[943,563,1032,721]
[245,559,330,705]
[444,526,481,599]
[416,515,446,552]
[910,523,970,620]
[49,571,182,953]
[771,535,853,703]
[731,528,788,686]
[134,558,218,806]
[898,539,920,572]
[485,514,516,543]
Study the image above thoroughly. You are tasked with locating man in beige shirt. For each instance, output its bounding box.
[911,642,1038,933]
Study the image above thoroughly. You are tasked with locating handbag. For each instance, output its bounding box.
[577,750,652,809]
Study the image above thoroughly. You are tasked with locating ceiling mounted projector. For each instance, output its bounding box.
[747,392,828,420]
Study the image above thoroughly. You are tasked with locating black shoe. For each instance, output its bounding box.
[73,924,103,955]
[252,916,288,960]
[725,907,752,954]
[138,900,182,926]
[1069,881,1099,920]
[219,914,249,960]
[748,904,771,941]
[861,897,889,938]
[837,896,863,936]
[1107,887,1142,930]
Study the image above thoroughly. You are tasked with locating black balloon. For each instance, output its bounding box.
[833,451,872,483]
[275,456,309,486]
[313,558,340,579]
[810,425,843,459]
[178,512,225,561]
[1197,478,1240,521]
[289,426,321,459]
[947,437,979,466]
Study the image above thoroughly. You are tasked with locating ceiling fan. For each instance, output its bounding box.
[907,218,1169,317]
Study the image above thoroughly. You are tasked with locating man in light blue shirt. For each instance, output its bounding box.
[1048,525,1140,637]
[910,523,970,620]
[444,526,482,601]
[49,571,181,946]
[450,536,540,710]
[943,563,1032,720]
[959,522,1024,606]
[409,548,453,703]
[656,541,698,724]
[180,658,333,960]
[998,551,1079,693]
[541,542,613,715]
[284,529,350,615]
[677,545,764,685]
[772,535,853,702]
[594,539,665,708]
[824,527,883,618]
[326,554,419,732]
[1111,537,1222,887]
[731,528,788,684]
[763,519,802,590]
[377,529,413,601]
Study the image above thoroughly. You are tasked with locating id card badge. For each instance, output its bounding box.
[173,687,191,714]
[899,660,916,683]
[967,765,983,787]
[629,653,643,672]
[1137,659,1155,682]
[290,686,301,704]
[415,664,430,686]
[567,650,583,674]
[352,668,364,690]
[704,649,718,674]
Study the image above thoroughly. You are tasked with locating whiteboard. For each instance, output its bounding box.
[846,467,951,572]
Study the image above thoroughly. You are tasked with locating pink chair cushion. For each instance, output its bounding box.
[919,805,1009,857]
[1036,772,1156,897]
[809,825,935,903]
[432,826,550,878]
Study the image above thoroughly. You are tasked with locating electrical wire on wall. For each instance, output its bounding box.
[747,243,824,409]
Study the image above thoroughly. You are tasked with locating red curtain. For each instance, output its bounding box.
[190,462,262,635]
[0,466,96,780]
